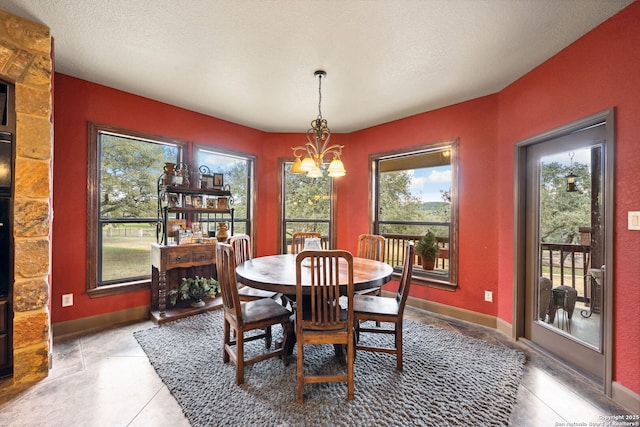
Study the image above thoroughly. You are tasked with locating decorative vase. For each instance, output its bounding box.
[217,222,229,242]
[191,299,205,308]
[162,162,176,185]
[421,255,436,270]
[179,169,190,187]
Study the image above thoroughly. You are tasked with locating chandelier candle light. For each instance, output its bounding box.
[290,70,346,177]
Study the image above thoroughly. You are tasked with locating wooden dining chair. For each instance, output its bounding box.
[216,243,294,385]
[229,234,279,301]
[295,249,355,403]
[355,234,386,325]
[229,234,282,347]
[290,231,321,254]
[357,234,385,263]
[355,233,385,295]
[353,241,414,371]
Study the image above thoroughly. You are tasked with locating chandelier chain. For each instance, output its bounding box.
[317,73,323,120]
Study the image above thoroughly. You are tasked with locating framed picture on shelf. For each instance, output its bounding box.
[166,193,180,208]
[213,173,224,189]
[217,197,228,210]
[192,195,203,208]
[206,198,217,209]
[200,174,214,189]
[184,195,193,207]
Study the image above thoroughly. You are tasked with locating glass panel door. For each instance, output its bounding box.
[525,124,606,382]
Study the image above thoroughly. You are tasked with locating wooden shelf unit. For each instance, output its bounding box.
[150,243,221,324]
[157,184,234,245]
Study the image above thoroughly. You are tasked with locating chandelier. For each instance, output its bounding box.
[290,70,345,177]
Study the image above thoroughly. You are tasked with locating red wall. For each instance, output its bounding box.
[344,95,500,315]
[497,2,640,394]
[52,76,266,322]
[52,2,639,396]
[256,132,353,256]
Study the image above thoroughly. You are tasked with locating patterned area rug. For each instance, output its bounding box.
[134,310,525,427]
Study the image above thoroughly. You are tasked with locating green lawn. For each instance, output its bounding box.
[102,234,156,281]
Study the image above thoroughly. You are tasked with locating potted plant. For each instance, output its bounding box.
[415,230,440,270]
[168,276,220,307]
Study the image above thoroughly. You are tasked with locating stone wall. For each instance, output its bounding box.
[0,10,53,385]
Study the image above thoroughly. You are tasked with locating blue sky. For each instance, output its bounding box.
[407,147,592,203]
[409,166,451,203]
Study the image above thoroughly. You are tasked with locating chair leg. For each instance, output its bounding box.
[396,321,403,372]
[265,326,272,349]
[297,341,304,403]
[347,336,355,401]
[223,319,230,363]
[375,289,382,327]
[280,320,292,366]
[236,330,245,385]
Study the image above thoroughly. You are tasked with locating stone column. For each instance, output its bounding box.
[0,11,53,385]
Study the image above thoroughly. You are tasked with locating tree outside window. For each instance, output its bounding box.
[197,147,254,236]
[372,141,458,287]
[88,123,184,294]
[281,162,333,253]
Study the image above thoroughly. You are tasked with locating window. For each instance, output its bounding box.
[371,140,458,288]
[195,146,255,237]
[87,123,186,296]
[280,160,335,253]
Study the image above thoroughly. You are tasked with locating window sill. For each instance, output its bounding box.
[392,270,457,291]
[87,280,150,298]
[413,275,458,291]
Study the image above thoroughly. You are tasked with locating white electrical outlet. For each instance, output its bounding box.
[484,291,493,302]
[629,211,640,230]
[62,293,73,307]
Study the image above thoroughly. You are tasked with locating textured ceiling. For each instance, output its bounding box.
[0,0,632,132]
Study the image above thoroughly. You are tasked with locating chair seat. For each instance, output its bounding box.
[354,294,399,317]
[237,284,278,300]
[242,298,292,326]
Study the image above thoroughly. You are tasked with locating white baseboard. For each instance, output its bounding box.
[612,381,640,414]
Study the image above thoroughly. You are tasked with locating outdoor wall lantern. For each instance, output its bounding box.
[566,152,578,192]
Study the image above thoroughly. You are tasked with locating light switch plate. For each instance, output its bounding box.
[629,211,640,230]
[62,293,73,307]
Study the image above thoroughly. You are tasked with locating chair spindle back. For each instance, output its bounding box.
[296,250,354,330]
[395,241,415,315]
[291,231,322,254]
[216,243,243,324]
[357,234,385,262]
[229,234,252,265]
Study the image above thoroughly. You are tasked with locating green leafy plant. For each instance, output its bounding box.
[415,230,440,259]
[168,276,220,306]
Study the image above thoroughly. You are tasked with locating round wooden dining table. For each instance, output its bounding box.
[235,253,394,296]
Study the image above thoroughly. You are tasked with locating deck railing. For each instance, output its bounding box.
[284,236,330,254]
[380,233,449,270]
[284,230,589,298]
[540,242,591,300]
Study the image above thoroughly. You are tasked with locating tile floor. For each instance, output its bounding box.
[0,306,633,426]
